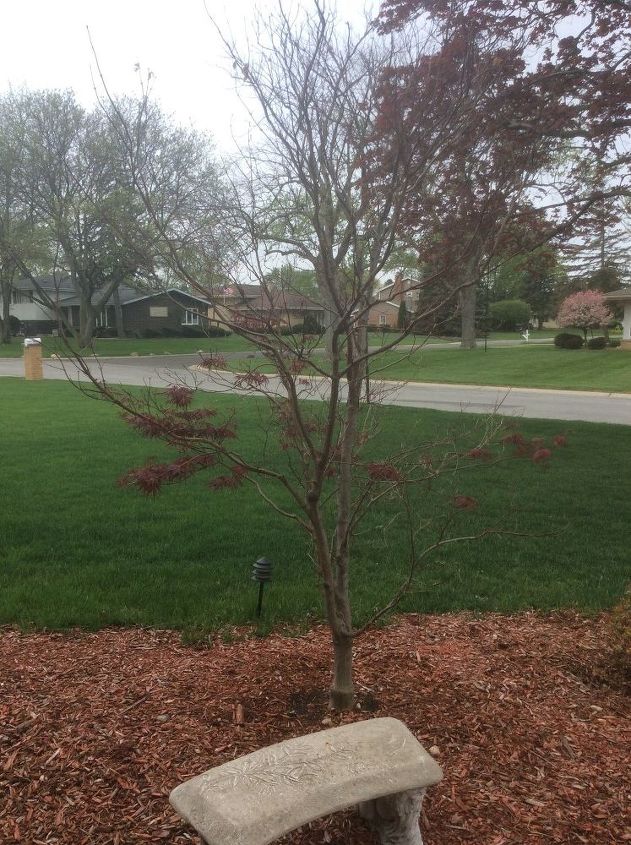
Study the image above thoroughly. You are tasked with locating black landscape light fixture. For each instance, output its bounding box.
[251,557,273,618]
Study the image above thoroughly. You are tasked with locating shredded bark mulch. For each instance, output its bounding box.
[1,613,629,844]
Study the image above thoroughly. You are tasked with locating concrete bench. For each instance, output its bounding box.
[169,717,443,845]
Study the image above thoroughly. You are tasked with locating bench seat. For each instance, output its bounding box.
[170,717,443,845]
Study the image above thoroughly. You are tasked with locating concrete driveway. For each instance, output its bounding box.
[1,354,630,425]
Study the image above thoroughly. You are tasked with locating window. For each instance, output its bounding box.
[149,306,168,318]
[95,310,109,328]
[379,314,387,326]
[11,290,34,305]
[183,309,200,325]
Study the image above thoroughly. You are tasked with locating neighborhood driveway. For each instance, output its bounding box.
[1,354,630,425]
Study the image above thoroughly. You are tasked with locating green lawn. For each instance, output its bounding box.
[0,329,566,359]
[371,346,631,392]
[1,379,628,634]
[0,332,426,358]
[0,334,255,358]
[231,345,631,393]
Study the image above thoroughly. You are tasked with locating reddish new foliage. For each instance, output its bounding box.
[498,431,564,463]
[466,447,492,460]
[234,370,270,389]
[165,385,193,408]
[119,454,218,495]
[532,447,552,464]
[378,0,631,151]
[199,353,228,370]
[501,432,526,446]
[124,410,233,444]
[122,412,165,438]
[118,387,239,495]
[366,462,405,483]
[209,465,249,490]
[452,494,478,510]
[289,357,306,375]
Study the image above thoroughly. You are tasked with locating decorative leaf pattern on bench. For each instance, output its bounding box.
[202,734,409,796]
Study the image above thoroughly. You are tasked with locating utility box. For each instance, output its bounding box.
[24,337,43,380]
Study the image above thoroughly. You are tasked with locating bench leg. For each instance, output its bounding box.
[358,788,426,845]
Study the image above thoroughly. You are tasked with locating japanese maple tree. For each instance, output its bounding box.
[74,1,568,712]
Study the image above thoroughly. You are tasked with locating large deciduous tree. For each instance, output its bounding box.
[376,0,631,348]
[0,93,47,345]
[6,90,162,346]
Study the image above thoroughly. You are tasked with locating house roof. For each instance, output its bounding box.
[228,284,262,298]
[603,287,631,302]
[14,275,74,294]
[60,284,143,308]
[14,277,147,307]
[244,293,324,312]
[121,288,213,307]
[370,300,401,311]
[222,284,324,310]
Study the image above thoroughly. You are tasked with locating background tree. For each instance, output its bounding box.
[377,0,631,348]
[517,248,564,328]
[556,289,613,343]
[12,90,165,346]
[489,299,531,332]
[397,298,408,329]
[485,245,563,328]
[266,265,320,303]
[0,93,48,344]
[563,195,630,292]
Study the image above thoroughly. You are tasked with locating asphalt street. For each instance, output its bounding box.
[1,354,630,425]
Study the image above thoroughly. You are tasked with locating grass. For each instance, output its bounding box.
[0,328,568,359]
[0,334,256,358]
[370,346,631,392]
[229,345,631,393]
[1,378,628,634]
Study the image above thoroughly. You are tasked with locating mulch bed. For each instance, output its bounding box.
[1,612,628,844]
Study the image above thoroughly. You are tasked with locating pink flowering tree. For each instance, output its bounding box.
[556,290,613,343]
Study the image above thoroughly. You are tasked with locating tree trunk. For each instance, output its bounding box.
[330,632,354,710]
[113,288,126,338]
[459,281,477,350]
[79,300,96,348]
[321,289,337,361]
[1,282,11,344]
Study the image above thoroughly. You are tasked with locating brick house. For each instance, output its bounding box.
[121,290,213,334]
[6,277,327,336]
[367,272,420,328]
[3,277,213,336]
[209,284,325,330]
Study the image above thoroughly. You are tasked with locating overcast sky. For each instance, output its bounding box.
[1,0,378,150]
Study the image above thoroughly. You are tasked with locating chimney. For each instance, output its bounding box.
[391,271,405,304]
